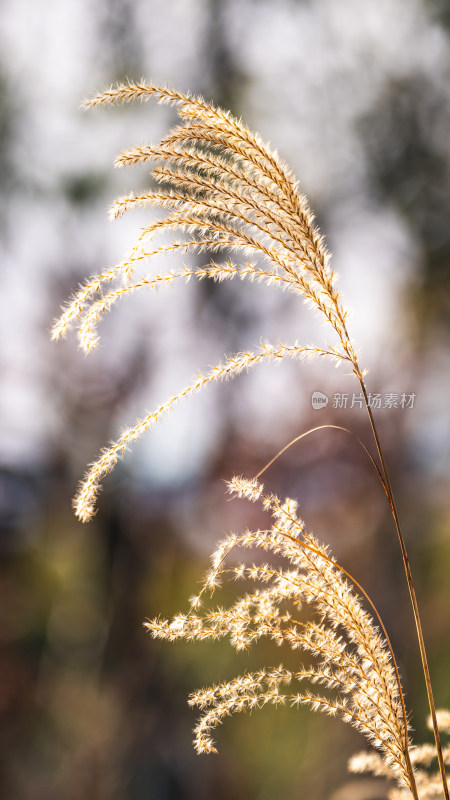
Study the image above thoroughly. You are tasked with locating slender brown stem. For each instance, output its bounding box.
[252,387,445,798]
[358,374,449,800]
[254,423,388,493]
[253,421,423,796]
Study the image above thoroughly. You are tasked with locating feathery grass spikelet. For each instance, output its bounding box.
[53,80,362,520]
[73,343,328,521]
[145,478,416,794]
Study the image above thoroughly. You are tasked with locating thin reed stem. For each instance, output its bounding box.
[254,423,388,493]
[358,376,449,800]
[252,390,445,800]
[252,398,447,799]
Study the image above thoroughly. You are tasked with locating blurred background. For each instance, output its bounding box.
[1,0,450,798]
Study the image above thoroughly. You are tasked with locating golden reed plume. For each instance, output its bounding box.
[52,82,450,800]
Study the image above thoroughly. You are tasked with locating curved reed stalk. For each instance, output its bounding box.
[52,81,449,798]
